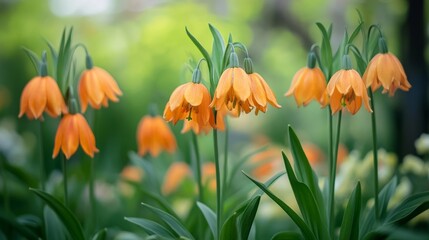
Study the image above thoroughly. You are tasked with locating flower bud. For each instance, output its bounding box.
[244,57,253,74]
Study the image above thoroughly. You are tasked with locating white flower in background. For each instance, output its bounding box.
[0,118,28,163]
[400,155,427,176]
[415,133,429,155]
[388,177,412,209]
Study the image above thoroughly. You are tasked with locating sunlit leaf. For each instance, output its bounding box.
[220,210,239,240]
[124,217,176,239]
[209,24,226,81]
[316,22,333,77]
[339,182,361,240]
[385,191,429,225]
[243,172,316,240]
[185,27,213,87]
[196,201,217,240]
[142,203,194,239]
[29,188,85,240]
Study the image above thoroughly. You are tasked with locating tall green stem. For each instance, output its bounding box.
[89,157,97,229]
[38,122,45,190]
[61,153,68,207]
[369,90,379,220]
[222,122,229,201]
[191,132,204,202]
[328,110,342,236]
[213,127,222,240]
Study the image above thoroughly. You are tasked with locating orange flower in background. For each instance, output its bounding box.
[164,82,215,134]
[210,67,253,115]
[327,69,372,115]
[52,113,99,159]
[302,142,325,166]
[250,147,282,181]
[363,53,411,96]
[78,66,122,112]
[121,165,144,183]
[162,162,192,195]
[202,162,216,192]
[285,67,329,107]
[136,115,177,157]
[19,76,67,119]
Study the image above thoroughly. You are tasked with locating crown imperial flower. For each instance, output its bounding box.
[285,51,328,107]
[52,112,98,159]
[19,74,68,119]
[327,68,372,115]
[164,81,215,134]
[136,115,177,157]
[363,38,411,96]
[78,57,122,112]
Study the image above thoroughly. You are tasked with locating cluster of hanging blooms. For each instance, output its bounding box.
[285,29,410,115]
[163,42,281,135]
[18,29,122,159]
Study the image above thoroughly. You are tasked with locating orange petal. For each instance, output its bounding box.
[28,77,47,119]
[232,68,251,101]
[77,114,98,158]
[61,114,80,159]
[45,77,66,117]
[184,83,204,106]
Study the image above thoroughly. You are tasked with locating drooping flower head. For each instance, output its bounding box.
[244,57,281,114]
[363,37,411,96]
[327,55,372,115]
[78,55,122,112]
[210,51,253,116]
[285,51,329,107]
[53,99,98,159]
[164,67,215,134]
[19,54,67,119]
[136,115,177,157]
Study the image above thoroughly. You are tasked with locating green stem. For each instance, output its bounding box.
[213,127,222,240]
[221,121,229,202]
[369,90,379,220]
[38,122,45,190]
[191,132,204,202]
[1,154,10,214]
[89,157,97,229]
[61,154,68,207]
[328,110,342,237]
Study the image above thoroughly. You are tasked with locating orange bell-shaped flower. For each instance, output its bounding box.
[19,75,67,120]
[285,52,328,107]
[136,115,177,157]
[327,55,372,115]
[52,111,99,159]
[78,56,122,112]
[363,38,411,96]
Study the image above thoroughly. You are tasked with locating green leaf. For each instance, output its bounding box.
[220,210,239,240]
[0,213,39,239]
[185,27,213,79]
[44,206,67,240]
[29,188,85,240]
[243,172,316,240]
[339,182,361,240]
[271,232,304,240]
[22,47,41,74]
[315,22,333,77]
[282,152,329,240]
[350,47,367,75]
[221,34,234,71]
[196,201,217,240]
[209,24,226,81]
[239,195,261,239]
[2,160,38,187]
[124,217,176,239]
[385,191,429,225]
[92,228,107,240]
[332,30,348,73]
[129,152,160,194]
[142,203,194,239]
[348,22,363,45]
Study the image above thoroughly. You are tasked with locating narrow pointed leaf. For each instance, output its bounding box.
[282,152,329,240]
[221,34,234,71]
[92,228,107,240]
[22,47,41,74]
[272,232,304,240]
[220,211,239,240]
[185,27,213,75]
[348,22,363,44]
[316,22,333,75]
[29,188,85,240]
[44,206,67,240]
[385,191,429,225]
[196,201,217,240]
[239,195,261,239]
[142,203,194,239]
[124,217,176,239]
[339,182,361,240]
[209,24,225,80]
[243,172,316,240]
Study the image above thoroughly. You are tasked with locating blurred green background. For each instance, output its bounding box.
[0,0,428,237]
